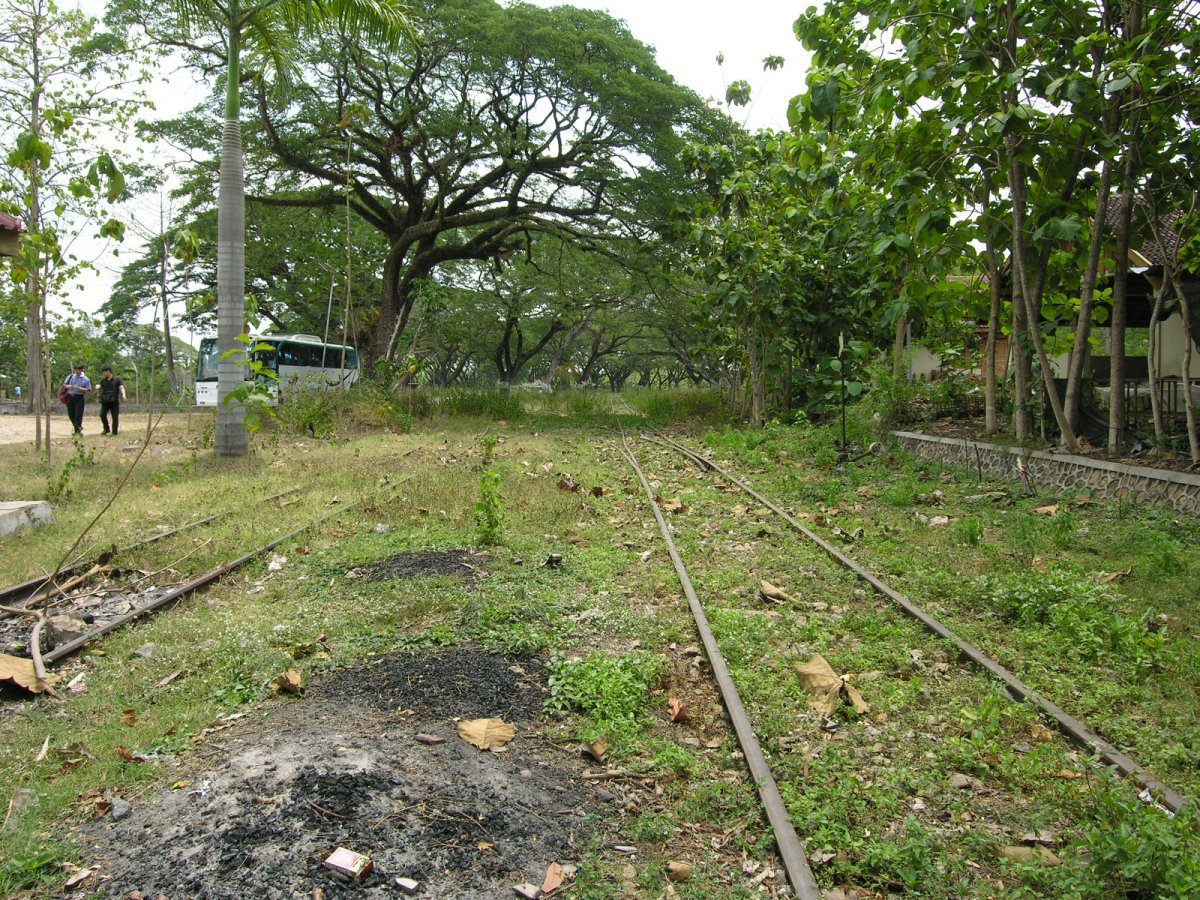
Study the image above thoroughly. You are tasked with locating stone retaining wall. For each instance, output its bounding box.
[893,431,1200,517]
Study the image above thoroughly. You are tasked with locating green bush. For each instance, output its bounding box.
[1020,793,1200,898]
[474,471,504,545]
[546,650,664,745]
[632,388,730,426]
[974,568,1167,671]
[441,388,524,420]
[274,389,337,437]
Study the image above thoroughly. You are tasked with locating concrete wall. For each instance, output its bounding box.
[894,431,1200,517]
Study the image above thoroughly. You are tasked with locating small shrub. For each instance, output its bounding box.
[974,568,1167,671]
[1021,792,1200,897]
[274,389,336,437]
[481,433,499,465]
[952,515,984,546]
[442,388,523,420]
[546,650,664,745]
[45,435,96,501]
[474,471,504,545]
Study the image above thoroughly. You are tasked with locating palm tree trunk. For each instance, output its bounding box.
[215,17,248,456]
[215,116,249,456]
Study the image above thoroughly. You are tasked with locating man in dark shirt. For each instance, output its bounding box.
[97,366,126,436]
[63,364,91,434]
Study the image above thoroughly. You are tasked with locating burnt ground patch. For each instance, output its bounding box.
[345,549,485,582]
[317,647,547,721]
[79,647,600,899]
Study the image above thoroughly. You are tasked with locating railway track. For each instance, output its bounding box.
[0,485,304,614]
[1,479,409,677]
[617,426,1189,896]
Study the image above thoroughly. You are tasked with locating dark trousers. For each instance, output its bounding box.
[100,401,120,434]
[66,394,85,433]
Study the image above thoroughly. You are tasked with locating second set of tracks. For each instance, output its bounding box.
[619,428,1188,898]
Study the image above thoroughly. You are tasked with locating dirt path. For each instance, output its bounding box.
[0,413,173,446]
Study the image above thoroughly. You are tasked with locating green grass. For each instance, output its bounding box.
[1,405,1198,897]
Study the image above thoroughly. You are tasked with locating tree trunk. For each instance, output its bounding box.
[1147,283,1165,441]
[215,115,248,456]
[1007,152,1078,451]
[984,237,1002,435]
[1107,187,1135,452]
[214,20,248,456]
[1063,160,1113,432]
[1011,279,1033,441]
[891,314,907,380]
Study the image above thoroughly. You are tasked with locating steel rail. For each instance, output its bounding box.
[41,478,411,665]
[620,436,823,900]
[646,431,1188,815]
[0,486,304,612]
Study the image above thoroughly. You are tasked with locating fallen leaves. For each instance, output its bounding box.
[0,653,59,694]
[665,861,692,882]
[269,668,304,694]
[759,581,795,604]
[457,717,516,751]
[668,698,690,723]
[585,737,608,763]
[542,862,565,893]
[795,654,869,718]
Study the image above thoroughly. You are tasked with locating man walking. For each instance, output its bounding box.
[98,366,126,435]
[63,363,91,434]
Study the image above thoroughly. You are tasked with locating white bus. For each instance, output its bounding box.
[195,333,359,406]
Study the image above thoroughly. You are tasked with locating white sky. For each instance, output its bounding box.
[62,0,810,328]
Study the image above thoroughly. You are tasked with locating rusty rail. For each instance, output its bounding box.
[645,431,1187,815]
[620,435,822,900]
[35,479,408,664]
[0,486,303,612]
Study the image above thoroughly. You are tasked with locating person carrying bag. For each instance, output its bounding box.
[62,364,91,434]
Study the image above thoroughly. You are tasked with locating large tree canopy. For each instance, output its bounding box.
[226,0,714,361]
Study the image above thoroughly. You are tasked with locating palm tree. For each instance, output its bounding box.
[169,0,410,455]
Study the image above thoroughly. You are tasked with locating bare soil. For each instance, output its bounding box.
[76,648,606,899]
[0,413,164,447]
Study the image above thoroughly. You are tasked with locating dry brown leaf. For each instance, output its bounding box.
[557,475,580,492]
[666,861,692,882]
[457,718,516,751]
[116,746,147,763]
[668,698,690,723]
[843,682,870,715]
[64,866,100,890]
[759,581,795,604]
[1000,845,1061,866]
[1098,568,1132,584]
[732,503,750,515]
[795,655,843,718]
[121,709,138,727]
[658,497,685,513]
[586,737,608,763]
[1031,722,1054,743]
[1035,504,1059,516]
[269,668,304,694]
[1054,768,1082,779]
[0,653,59,694]
[542,862,565,893]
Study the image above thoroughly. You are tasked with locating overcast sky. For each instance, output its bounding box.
[62,0,809,329]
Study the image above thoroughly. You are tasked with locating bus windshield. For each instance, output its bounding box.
[197,338,220,381]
